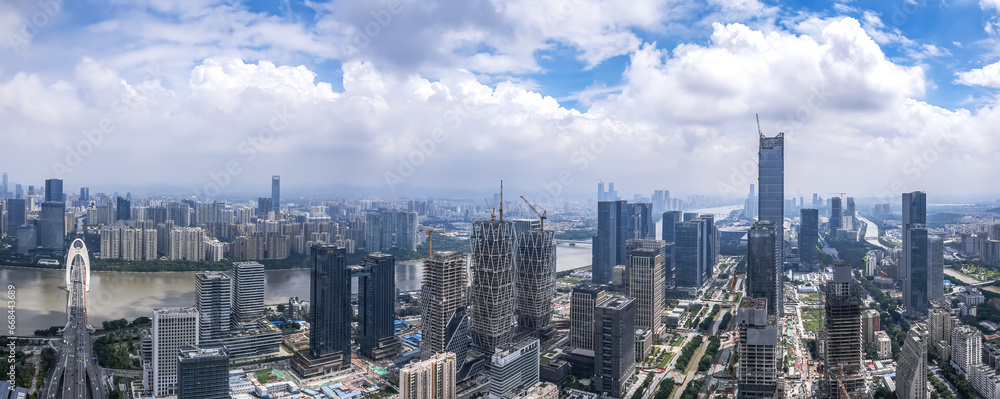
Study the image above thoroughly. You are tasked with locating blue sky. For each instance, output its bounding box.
[1,0,999,201]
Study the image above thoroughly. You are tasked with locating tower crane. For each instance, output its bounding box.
[520,196,547,230]
[418,228,468,258]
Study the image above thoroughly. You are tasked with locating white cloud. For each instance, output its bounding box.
[955,60,1000,88]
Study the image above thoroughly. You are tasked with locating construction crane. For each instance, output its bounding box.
[828,192,846,199]
[756,113,763,136]
[520,196,547,230]
[484,199,496,221]
[418,228,468,258]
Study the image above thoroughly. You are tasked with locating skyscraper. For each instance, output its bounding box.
[293,244,351,376]
[597,182,605,201]
[79,187,89,202]
[903,191,929,319]
[593,200,626,284]
[569,284,608,351]
[231,261,265,326]
[629,247,664,334]
[747,221,779,316]
[271,175,280,215]
[673,221,704,295]
[421,252,470,374]
[757,132,784,297]
[626,202,655,240]
[177,346,229,399]
[895,326,928,399]
[736,297,778,398]
[697,214,717,280]
[151,307,199,397]
[470,218,516,354]
[194,272,231,345]
[358,253,399,360]
[117,196,132,221]
[44,178,63,202]
[39,201,65,251]
[652,189,669,220]
[515,228,556,336]
[799,209,819,270]
[593,294,636,398]
[830,197,842,233]
[661,211,681,243]
[819,265,866,398]
[400,352,457,399]
[930,236,945,304]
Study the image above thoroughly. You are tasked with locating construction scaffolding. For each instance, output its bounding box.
[470,219,517,355]
[819,266,867,399]
[515,229,556,336]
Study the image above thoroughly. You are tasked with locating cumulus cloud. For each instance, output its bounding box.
[955,60,1000,88]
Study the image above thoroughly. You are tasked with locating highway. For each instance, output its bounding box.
[43,239,106,399]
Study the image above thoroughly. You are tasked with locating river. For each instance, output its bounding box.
[2,244,593,335]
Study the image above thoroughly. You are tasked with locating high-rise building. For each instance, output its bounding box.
[745,184,758,219]
[515,228,556,336]
[593,295,635,398]
[819,265,866,398]
[845,197,856,230]
[169,227,205,261]
[903,191,929,319]
[861,309,880,347]
[365,210,420,252]
[79,187,89,202]
[673,221,704,295]
[257,197,273,219]
[151,307,199,397]
[231,261,265,326]
[488,338,541,399]
[177,346,229,399]
[952,325,982,373]
[928,307,952,360]
[629,247,664,334]
[44,178,62,202]
[470,218,516,355]
[570,284,609,351]
[830,197,842,233]
[895,326,928,399]
[757,132,784,295]
[271,175,280,215]
[747,221,779,316]
[593,201,626,284]
[39,201,65,251]
[359,253,399,360]
[626,203,655,240]
[652,189,669,220]
[736,297,778,398]
[117,196,132,221]
[799,209,819,269]
[661,211,681,243]
[930,236,945,304]
[421,252,471,374]
[698,214,717,281]
[194,272,231,345]
[293,245,351,377]
[5,198,25,234]
[400,352,457,399]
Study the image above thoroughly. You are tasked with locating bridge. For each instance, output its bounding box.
[554,239,591,246]
[43,238,106,399]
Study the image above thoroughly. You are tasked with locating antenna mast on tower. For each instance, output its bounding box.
[499,180,504,222]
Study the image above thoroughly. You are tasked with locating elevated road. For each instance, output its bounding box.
[43,239,106,399]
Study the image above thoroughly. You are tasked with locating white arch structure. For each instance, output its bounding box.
[65,238,92,293]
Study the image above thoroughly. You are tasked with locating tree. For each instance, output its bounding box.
[277,304,285,312]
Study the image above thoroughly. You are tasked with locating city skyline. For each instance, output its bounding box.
[2,2,1000,199]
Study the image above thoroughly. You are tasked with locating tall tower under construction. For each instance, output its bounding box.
[515,228,556,337]
[420,251,471,377]
[819,265,867,398]
[470,215,517,355]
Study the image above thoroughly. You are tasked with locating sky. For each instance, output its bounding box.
[1,0,999,205]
